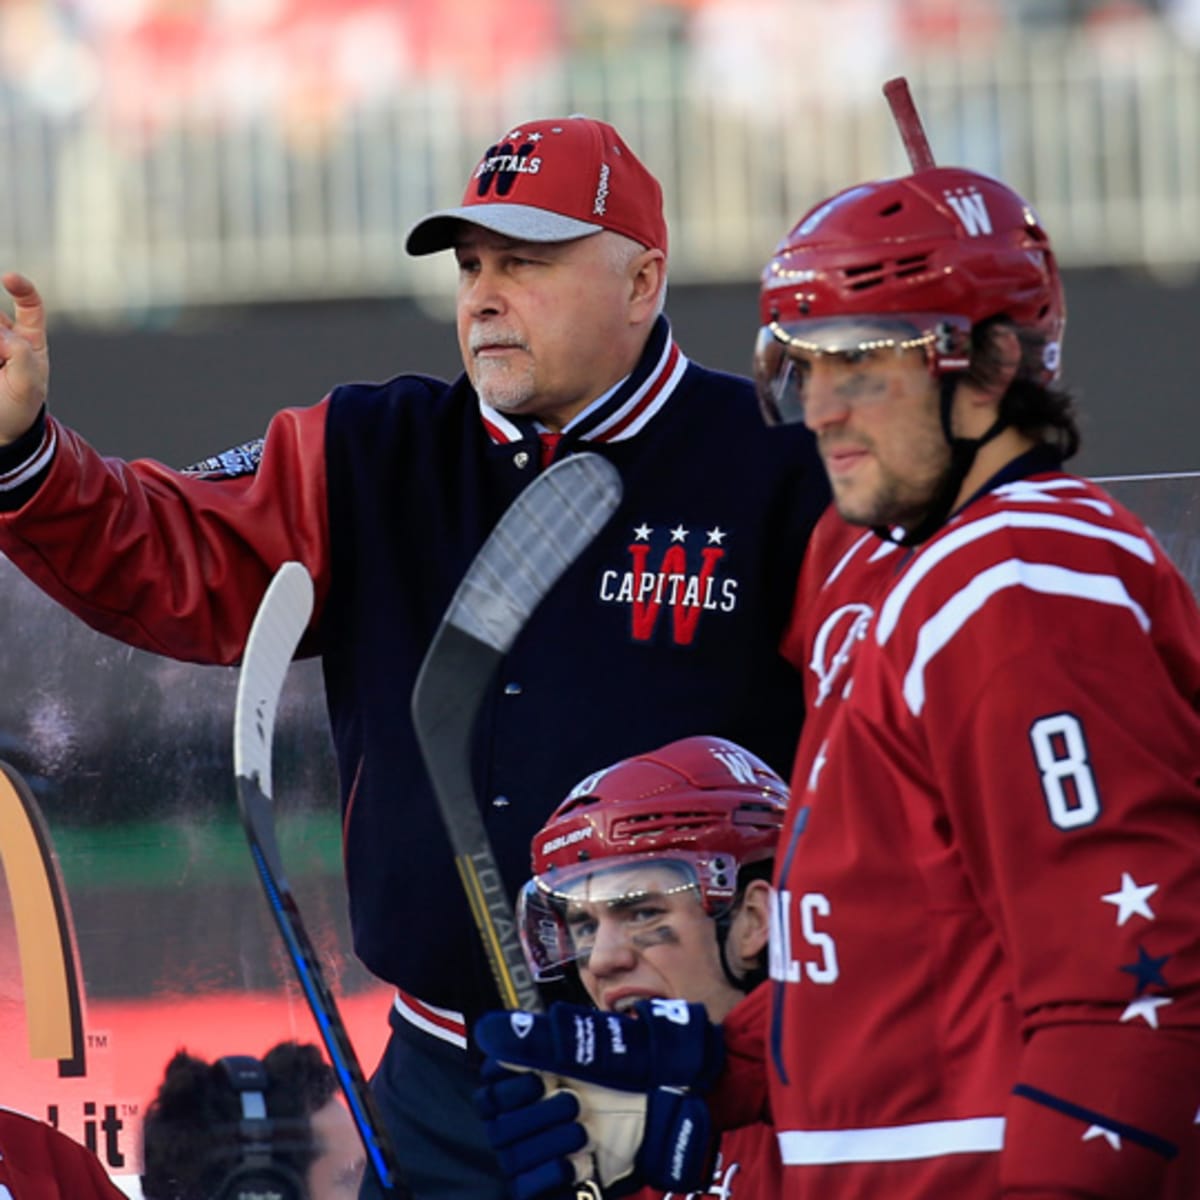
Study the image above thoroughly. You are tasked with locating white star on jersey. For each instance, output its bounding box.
[633,523,652,541]
[1101,872,1158,926]
[707,527,726,544]
[1082,1125,1122,1151]
[670,525,689,542]
[1120,995,1173,1029]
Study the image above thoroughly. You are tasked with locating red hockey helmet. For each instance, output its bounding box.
[755,166,1065,425]
[518,735,788,981]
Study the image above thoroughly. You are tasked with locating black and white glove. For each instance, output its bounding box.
[474,1000,722,1199]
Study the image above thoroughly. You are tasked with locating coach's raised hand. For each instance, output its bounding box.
[0,272,50,444]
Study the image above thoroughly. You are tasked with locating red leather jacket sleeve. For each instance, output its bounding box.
[0,404,330,664]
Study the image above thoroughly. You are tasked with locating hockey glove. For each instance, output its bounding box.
[475,999,725,1092]
[474,1000,722,1197]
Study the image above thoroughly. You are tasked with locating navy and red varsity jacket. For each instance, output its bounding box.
[0,318,828,1033]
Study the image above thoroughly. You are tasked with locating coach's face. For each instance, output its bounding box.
[454,227,663,431]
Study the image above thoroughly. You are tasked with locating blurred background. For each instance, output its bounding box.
[0,0,1198,473]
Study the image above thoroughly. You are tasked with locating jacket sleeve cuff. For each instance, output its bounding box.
[0,408,54,511]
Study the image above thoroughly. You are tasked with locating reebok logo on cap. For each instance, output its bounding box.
[405,115,667,256]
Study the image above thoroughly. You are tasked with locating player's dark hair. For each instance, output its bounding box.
[966,317,1081,461]
[140,1041,335,1200]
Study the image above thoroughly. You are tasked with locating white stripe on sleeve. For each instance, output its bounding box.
[902,559,1150,715]
[877,510,1154,647]
[778,1115,1005,1165]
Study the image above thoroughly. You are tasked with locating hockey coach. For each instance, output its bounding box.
[0,114,829,1196]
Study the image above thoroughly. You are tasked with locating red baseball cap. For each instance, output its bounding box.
[405,115,667,256]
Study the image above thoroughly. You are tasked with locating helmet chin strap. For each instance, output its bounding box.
[875,375,1009,548]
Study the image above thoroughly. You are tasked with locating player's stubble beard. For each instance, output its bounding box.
[825,402,952,533]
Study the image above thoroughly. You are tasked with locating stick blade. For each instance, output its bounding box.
[233,561,315,797]
[443,452,622,653]
[411,452,622,1014]
[231,561,409,1194]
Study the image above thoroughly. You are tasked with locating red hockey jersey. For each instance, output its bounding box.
[0,1108,125,1200]
[761,474,1200,1198]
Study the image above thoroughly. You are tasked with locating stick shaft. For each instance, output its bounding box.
[235,563,407,1195]
[884,77,937,171]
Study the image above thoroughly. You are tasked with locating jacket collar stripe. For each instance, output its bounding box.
[475,317,685,447]
[478,405,525,445]
[591,340,686,443]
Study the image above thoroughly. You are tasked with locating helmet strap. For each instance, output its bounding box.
[875,374,1009,548]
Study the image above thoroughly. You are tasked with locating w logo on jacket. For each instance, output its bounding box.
[598,524,740,646]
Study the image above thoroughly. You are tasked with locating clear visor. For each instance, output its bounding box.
[518,854,725,981]
[753,314,971,425]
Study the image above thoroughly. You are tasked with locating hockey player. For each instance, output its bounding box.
[0,115,829,1196]
[471,99,1200,1198]
[478,734,786,1200]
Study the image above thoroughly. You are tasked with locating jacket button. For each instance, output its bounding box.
[503,682,522,695]
[492,795,511,808]
[513,451,530,469]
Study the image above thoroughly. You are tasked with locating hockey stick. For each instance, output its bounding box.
[411,452,622,1015]
[883,76,937,171]
[234,562,408,1197]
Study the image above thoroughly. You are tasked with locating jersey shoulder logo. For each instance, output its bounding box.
[810,603,873,707]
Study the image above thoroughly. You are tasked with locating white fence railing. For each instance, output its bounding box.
[1,28,1198,320]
